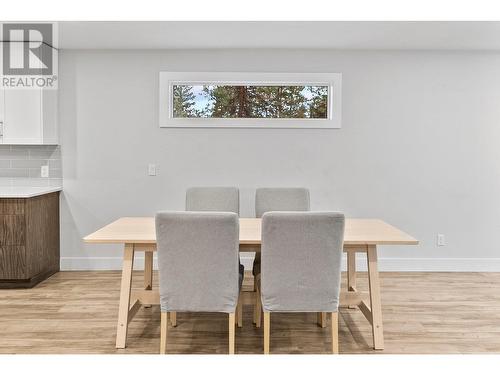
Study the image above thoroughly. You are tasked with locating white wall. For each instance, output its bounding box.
[59,49,500,271]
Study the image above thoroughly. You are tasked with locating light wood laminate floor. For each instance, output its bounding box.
[0,271,499,354]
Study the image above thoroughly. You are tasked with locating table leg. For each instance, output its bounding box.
[116,243,135,349]
[347,249,357,309]
[143,251,153,308]
[367,245,384,350]
[317,312,327,328]
[170,312,177,327]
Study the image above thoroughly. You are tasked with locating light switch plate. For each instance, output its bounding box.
[148,164,157,176]
[437,234,446,247]
[41,165,49,178]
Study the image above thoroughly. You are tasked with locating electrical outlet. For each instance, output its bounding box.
[148,164,157,176]
[437,234,446,247]
[41,165,49,178]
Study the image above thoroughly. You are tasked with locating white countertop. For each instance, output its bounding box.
[0,186,62,198]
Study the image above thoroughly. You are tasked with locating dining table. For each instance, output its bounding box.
[84,217,418,350]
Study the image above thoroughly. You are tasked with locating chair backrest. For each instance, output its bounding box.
[156,211,240,313]
[260,211,345,312]
[186,187,239,214]
[255,188,310,218]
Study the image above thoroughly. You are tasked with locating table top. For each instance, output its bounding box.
[84,217,418,246]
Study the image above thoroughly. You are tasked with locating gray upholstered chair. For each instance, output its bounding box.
[253,188,310,326]
[186,187,239,214]
[156,211,241,354]
[255,188,310,218]
[259,211,345,354]
[185,186,244,327]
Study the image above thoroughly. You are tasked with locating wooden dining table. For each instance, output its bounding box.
[84,217,418,351]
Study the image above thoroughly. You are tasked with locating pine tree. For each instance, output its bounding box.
[195,84,328,119]
[172,85,197,118]
[204,85,254,118]
[308,86,328,118]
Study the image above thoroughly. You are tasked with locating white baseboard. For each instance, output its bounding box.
[60,255,500,272]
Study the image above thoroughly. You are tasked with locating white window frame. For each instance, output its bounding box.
[159,72,342,129]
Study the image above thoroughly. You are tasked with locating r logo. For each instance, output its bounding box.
[2,23,53,76]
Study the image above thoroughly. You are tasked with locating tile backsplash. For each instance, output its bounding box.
[0,145,62,187]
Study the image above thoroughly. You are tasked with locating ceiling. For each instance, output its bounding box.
[57,21,500,50]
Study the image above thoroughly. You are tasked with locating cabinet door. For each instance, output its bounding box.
[0,42,58,145]
[3,89,43,144]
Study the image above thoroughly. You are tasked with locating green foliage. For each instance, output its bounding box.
[173,84,328,119]
[172,85,197,117]
[308,86,328,119]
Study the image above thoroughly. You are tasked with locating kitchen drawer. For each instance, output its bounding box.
[0,199,24,215]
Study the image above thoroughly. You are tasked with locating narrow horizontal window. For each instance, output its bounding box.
[159,72,342,128]
[172,85,329,119]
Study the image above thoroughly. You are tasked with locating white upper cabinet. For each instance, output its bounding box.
[0,87,58,145]
[0,42,58,145]
[3,89,42,144]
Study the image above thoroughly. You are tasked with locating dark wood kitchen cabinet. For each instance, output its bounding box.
[0,192,60,288]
